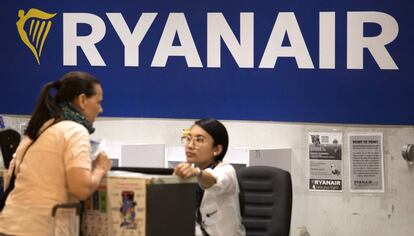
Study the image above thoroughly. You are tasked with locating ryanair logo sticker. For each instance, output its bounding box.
[16,9,56,65]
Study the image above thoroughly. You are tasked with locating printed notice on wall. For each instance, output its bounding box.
[348,133,384,192]
[308,132,343,191]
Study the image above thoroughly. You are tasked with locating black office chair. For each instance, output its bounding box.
[237,166,292,236]
[0,129,21,169]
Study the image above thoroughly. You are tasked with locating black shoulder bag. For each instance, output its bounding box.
[0,167,17,211]
[0,123,56,211]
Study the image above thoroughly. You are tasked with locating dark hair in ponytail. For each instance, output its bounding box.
[25,71,100,139]
[195,118,229,163]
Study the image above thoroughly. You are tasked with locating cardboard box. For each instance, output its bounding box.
[106,172,147,236]
[83,171,197,236]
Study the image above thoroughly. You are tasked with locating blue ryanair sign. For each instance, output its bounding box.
[0,1,413,124]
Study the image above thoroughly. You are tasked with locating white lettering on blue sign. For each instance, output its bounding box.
[63,11,399,69]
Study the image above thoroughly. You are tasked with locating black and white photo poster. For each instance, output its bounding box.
[348,133,384,192]
[308,132,343,191]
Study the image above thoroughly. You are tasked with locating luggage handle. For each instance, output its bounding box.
[51,203,82,217]
[51,203,82,236]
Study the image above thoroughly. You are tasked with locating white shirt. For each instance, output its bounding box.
[0,120,91,236]
[198,162,246,236]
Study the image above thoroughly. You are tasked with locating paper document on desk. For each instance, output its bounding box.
[90,139,107,161]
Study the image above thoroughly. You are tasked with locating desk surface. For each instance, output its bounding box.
[111,166,174,175]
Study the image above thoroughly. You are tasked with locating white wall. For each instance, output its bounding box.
[3,115,414,236]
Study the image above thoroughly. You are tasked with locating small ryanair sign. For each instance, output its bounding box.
[16,8,56,65]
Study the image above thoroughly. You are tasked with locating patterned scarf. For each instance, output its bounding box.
[60,103,95,134]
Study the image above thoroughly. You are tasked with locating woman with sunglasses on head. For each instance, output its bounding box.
[173,118,245,236]
[0,71,112,236]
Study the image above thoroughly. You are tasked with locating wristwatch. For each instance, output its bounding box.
[195,167,203,177]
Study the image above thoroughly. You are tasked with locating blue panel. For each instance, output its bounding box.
[0,0,413,125]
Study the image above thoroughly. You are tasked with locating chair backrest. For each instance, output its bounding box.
[237,166,292,236]
[0,129,21,169]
